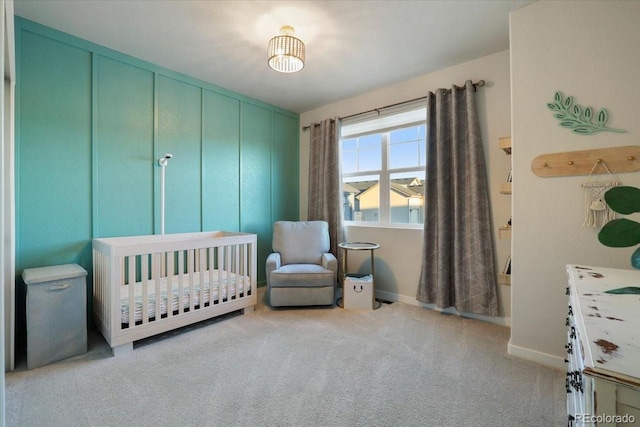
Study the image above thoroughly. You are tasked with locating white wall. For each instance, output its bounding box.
[300,50,512,322]
[510,1,640,368]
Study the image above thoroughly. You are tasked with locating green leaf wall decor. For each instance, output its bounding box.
[605,286,640,295]
[547,92,625,135]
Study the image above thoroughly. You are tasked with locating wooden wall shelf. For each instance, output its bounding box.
[497,136,512,289]
[531,145,640,177]
[499,137,512,154]
[498,273,511,286]
[499,182,512,194]
[499,227,511,240]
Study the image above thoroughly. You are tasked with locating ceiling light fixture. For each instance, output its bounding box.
[267,26,305,73]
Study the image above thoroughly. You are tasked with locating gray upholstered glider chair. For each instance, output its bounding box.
[266,221,337,307]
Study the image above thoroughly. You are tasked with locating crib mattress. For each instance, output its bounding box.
[120,270,250,324]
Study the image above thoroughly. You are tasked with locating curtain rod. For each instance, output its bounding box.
[302,79,485,131]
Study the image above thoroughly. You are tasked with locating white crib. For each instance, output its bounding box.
[92,231,257,355]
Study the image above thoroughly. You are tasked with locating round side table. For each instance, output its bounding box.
[338,242,380,309]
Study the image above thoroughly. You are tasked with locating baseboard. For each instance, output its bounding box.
[375,289,511,327]
[507,340,565,370]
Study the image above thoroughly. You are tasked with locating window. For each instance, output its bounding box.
[341,107,426,227]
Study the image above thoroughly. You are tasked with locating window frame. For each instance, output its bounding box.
[341,109,426,229]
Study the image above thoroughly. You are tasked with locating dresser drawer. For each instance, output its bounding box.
[566,265,640,427]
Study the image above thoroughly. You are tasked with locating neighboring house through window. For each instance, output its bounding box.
[340,106,426,227]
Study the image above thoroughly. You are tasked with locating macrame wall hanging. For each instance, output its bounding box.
[581,160,618,228]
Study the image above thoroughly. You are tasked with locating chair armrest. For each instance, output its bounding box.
[322,253,338,280]
[265,252,281,287]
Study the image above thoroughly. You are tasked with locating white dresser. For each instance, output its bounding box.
[566,265,640,426]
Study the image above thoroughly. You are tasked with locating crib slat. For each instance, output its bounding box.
[217,246,224,301]
[234,244,240,297]
[197,248,204,308]
[153,253,161,321]
[237,245,242,296]
[178,250,185,315]
[246,242,251,297]
[208,247,215,305]
[188,250,195,312]
[227,245,232,298]
[245,243,249,277]
[226,245,232,298]
[141,255,149,324]
[128,256,136,326]
[166,251,174,318]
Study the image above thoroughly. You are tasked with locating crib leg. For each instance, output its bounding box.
[112,342,134,357]
[242,305,254,315]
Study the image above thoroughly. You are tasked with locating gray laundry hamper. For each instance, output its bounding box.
[22,263,88,369]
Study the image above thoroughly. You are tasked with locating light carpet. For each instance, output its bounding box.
[6,288,566,426]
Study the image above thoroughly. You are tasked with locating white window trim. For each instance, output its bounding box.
[341,107,426,230]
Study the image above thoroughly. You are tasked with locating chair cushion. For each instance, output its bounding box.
[272,221,330,265]
[270,264,335,288]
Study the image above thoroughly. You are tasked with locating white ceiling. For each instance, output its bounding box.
[14,0,529,113]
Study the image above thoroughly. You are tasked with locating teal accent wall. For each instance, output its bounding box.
[202,91,241,232]
[272,112,300,222]
[241,103,273,282]
[15,18,299,286]
[95,57,155,238]
[17,30,93,270]
[155,76,203,234]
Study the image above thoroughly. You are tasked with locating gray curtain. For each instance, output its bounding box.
[416,80,498,316]
[308,118,344,261]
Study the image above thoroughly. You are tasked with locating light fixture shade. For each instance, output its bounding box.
[268,26,305,73]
